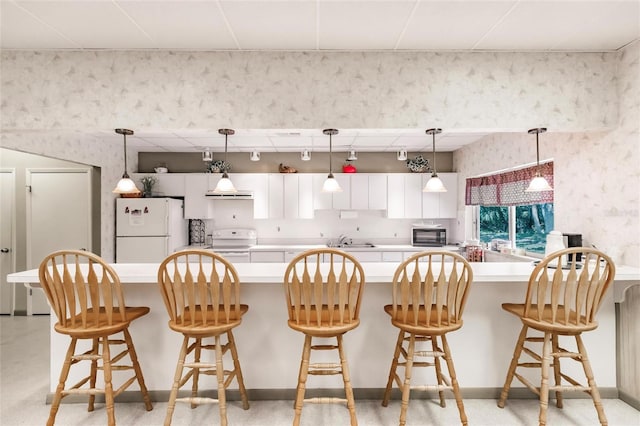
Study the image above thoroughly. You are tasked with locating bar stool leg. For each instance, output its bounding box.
[293,334,312,426]
[88,337,99,412]
[538,332,553,426]
[214,334,228,426]
[576,334,608,425]
[123,329,152,411]
[442,334,467,425]
[47,338,78,426]
[337,334,358,426]
[551,333,563,409]
[399,333,416,426]
[382,330,405,407]
[191,338,202,409]
[102,336,116,426]
[227,330,250,410]
[165,336,189,426]
[498,325,529,408]
[432,335,446,408]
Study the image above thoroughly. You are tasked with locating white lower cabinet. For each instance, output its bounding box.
[381,251,403,263]
[250,251,285,263]
[343,250,382,262]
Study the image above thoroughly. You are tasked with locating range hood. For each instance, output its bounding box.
[205,190,253,199]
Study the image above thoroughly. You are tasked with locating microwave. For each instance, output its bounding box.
[411,227,447,247]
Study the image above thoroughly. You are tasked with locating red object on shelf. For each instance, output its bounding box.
[342,164,357,173]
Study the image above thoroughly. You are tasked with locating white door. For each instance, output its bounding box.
[0,170,16,314]
[26,168,92,314]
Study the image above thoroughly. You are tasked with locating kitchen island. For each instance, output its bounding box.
[7,262,640,400]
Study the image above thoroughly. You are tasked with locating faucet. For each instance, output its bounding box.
[337,234,352,246]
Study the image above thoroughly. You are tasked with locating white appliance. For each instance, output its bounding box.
[209,228,257,264]
[116,198,188,263]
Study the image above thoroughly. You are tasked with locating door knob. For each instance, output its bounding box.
[0,248,10,253]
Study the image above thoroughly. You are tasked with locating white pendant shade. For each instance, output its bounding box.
[213,173,237,193]
[113,177,140,194]
[423,174,447,192]
[322,175,342,193]
[525,174,553,192]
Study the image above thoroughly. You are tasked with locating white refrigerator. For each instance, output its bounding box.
[116,198,188,263]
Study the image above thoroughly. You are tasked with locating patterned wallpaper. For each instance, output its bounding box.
[1,50,617,131]
[0,47,636,263]
[453,41,640,267]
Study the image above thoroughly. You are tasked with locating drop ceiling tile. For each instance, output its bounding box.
[0,1,78,48]
[220,1,316,50]
[477,1,637,51]
[138,137,194,148]
[14,1,153,48]
[319,1,415,50]
[398,0,516,50]
[118,1,237,49]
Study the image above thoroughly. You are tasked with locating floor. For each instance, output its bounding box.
[1,316,638,426]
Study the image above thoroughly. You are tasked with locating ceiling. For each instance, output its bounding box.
[2,0,638,153]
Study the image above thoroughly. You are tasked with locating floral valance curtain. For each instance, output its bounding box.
[465,162,553,206]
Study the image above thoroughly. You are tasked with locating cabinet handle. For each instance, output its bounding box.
[0,248,9,253]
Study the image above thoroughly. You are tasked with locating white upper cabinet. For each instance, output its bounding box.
[387,173,425,219]
[386,174,404,218]
[350,174,369,210]
[268,174,284,219]
[421,173,458,219]
[282,174,314,219]
[312,173,332,210]
[332,173,351,210]
[368,174,388,210]
[231,173,269,219]
[184,174,212,219]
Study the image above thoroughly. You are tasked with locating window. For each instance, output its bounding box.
[466,162,554,256]
[478,203,554,254]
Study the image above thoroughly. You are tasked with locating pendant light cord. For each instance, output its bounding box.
[329,133,333,175]
[535,132,540,169]
[432,133,437,175]
[122,133,129,178]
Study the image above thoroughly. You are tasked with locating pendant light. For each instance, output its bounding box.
[525,128,553,192]
[112,128,141,194]
[213,128,237,193]
[423,128,447,192]
[321,128,342,192]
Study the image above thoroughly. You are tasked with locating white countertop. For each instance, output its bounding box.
[8,262,640,302]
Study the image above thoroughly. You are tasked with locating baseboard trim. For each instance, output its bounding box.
[47,386,620,404]
[619,389,640,410]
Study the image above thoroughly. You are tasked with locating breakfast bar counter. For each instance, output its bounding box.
[7,262,640,398]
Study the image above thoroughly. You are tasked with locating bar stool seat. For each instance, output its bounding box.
[39,250,153,426]
[497,247,615,426]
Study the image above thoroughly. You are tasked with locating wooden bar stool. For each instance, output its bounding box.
[283,249,366,426]
[157,249,249,426]
[38,250,153,426]
[497,247,615,426]
[381,251,473,426]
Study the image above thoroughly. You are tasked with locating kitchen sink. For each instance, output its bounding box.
[328,243,376,248]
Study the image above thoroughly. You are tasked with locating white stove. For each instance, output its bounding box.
[209,228,257,263]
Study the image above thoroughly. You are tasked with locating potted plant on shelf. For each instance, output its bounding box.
[140,175,157,197]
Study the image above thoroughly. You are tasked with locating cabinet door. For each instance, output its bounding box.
[350,174,368,210]
[312,173,332,210]
[438,173,458,218]
[404,174,422,218]
[386,174,405,218]
[332,173,351,210]
[283,174,298,219]
[298,174,314,219]
[250,251,285,263]
[184,174,212,219]
[422,172,458,218]
[382,251,403,262]
[368,174,387,210]
[232,173,269,219]
[268,174,284,219]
